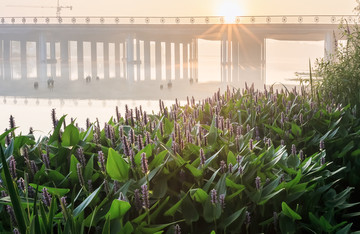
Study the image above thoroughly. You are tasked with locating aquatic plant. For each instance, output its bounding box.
[0,85,359,233]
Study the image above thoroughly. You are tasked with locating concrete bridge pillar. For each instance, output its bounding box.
[238,33,265,87]
[91,41,97,79]
[144,40,151,80]
[20,40,27,80]
[103,42,109,79]
[60,40,69,80]
[50,42,56,79]
[174,42,180,80]
[193,38,198,82]
[126,36,135,82]
[37,33,47,81]
[115,42,121,79]
[3,39,11,80]
[122,42,126,78]
[221,36,228,83]
[0,40,3,80]
[183,42,189,80]
[232,39,239,83]
[166,42,171,81]
[189,41,194,82]
[77,41,84,80]
[136,39,141,81]
[155,41,162,81]
[324,31,337,60]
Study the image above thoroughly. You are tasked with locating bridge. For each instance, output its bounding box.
[0,15,355,87]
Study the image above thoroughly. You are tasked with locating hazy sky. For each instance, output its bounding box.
[0,0,357,17]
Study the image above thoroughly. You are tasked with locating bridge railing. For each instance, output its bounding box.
[0,15,358,25]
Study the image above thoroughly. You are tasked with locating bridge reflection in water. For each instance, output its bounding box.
[0,15,353,88]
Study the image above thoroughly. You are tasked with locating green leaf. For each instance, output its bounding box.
[219,207,246,229]
[69,154,80,184]
[164,193,187,216]
[119,222,134,234]
[73,185,102,217]
[102,215,111,234]
[181,194,199,224]
[29,184,70,196]
[137,221,182,234]
[106,200,131,220]
[203,197,222,222]
[48,115,66,144]
[190,188,208,203]
[291,123,302,136]
[281,202,302,220]
[207,116,218,145]
[84,155,94,182]
[152,176,168,199]
[106,148,129,182]
[149,150,167,169]
[62,124,80,147]
[204,146,224,168]
[0,145,27,234]
[227,151,237,165]
[185,164,202,177]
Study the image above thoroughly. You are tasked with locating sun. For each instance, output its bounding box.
[218,0,243,23]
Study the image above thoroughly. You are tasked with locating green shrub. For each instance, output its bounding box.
[317,20,360,109]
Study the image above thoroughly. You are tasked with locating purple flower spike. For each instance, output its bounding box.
[255,176,261,190]
[42,188,52,207]
[134,189,142,211]
[9,156,17,179]
[174,224,181,234]
[98,151,106,173]
[319,140,325,151]
[291,144,296,156]
[245,211,251,224]
[219,194,226,209]
[141,153,149,174]
[141,184,150,209]
[200,148,206,167]
[210,188,217,205]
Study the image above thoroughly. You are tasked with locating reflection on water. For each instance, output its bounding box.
[0,97,177,139]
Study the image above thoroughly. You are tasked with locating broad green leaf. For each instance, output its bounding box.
[227,151,237,165]
[190,188,208,203]
[219,207,246,229]
[291,123,302,136]
[102,215,111,234]
[281,202,302,220]
[149,150,167,169]
[207,116,218,145]
[181,194,199,223]
[106,148,129,182]
[186,164,202,177]
[164,193,187,216]
[69,154,80,184]
[48,115,66,144]
[0,145,27,234]
[119,222,134,234]
[62,124,80,147]
[106,200,131,220]
[138,221,181,234]
[84,155,94,182]
[73,185,102,217]
[29,184,70,196]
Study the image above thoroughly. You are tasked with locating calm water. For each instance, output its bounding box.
[0,97,177,139]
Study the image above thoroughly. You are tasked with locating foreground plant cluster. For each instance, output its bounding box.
[0,85,359,233]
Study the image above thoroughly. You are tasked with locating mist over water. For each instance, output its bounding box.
[0,97,176,139]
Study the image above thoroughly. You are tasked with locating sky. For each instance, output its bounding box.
[0,0,357,17]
